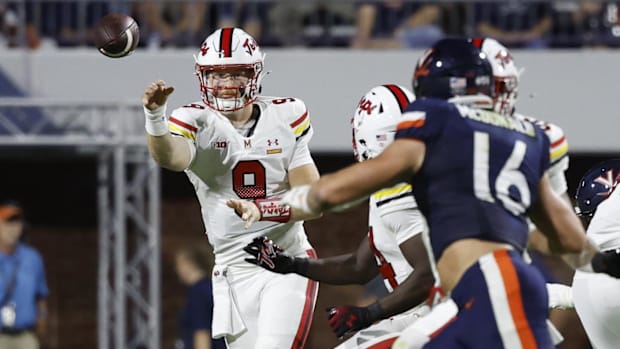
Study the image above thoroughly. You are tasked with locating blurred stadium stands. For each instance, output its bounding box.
[1,0,619,49]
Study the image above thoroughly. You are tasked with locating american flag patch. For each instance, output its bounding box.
[376,134,387,141]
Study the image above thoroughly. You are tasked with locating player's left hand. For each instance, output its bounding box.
[326,305,377,339]
[593,248,620,278]
[226,199,261,228]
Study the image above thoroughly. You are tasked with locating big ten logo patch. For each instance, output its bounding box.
[212,139,228,149]
[357,97,377,115]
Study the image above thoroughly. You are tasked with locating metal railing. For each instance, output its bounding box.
[0,98,144,146]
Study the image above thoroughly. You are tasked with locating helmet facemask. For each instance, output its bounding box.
[493,75,518,116]
[477,37,522,115]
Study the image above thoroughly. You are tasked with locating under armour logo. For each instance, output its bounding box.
[346,314,358,327]
[267,139,279,147]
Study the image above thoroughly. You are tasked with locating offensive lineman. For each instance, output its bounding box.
[244,85,435,349]
[141,27,319,349]
[573,159,620,349]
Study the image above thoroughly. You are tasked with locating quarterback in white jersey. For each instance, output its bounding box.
[236,85,435,349]
[573,160,620,349]
[142,27,319,349]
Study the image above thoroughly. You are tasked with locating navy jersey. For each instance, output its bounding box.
[395,98,550,259]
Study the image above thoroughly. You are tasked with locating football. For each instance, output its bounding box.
[93,13,140,58]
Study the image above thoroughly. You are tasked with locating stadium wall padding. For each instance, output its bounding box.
[0,48,617,152]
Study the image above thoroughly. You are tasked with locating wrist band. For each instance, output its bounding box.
[253,197,291,223]
[281,185,315,216]
[144,105,169,136]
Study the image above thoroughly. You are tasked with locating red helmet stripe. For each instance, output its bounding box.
[471,37,484,49]
[383,84,410,113]
[220,27,234,57]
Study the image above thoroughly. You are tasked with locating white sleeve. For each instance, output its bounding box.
[382,208,426,245]
[289,132,315,170]
[171,134,197,168]
[285,98,315,170]
[587,186,620,250]
[546,156,569,195]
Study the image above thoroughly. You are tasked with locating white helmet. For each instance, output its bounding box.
[351,84,415,162]
[474,37,521,115]
[194,27,266,113]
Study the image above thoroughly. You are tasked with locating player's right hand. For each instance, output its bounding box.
[142,80,174,110]
[243,236,299,274]
[327,305,374,339]
[226,199,261,229]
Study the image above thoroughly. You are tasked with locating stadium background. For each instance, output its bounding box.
[1,1,619,348]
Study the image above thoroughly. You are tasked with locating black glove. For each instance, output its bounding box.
[592,248,620,278]
[243,236,308,275]
[326,303,383,339]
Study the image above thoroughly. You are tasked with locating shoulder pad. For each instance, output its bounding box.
[515,113,568,164]
[271,97,309,137]
[168,103,206,141]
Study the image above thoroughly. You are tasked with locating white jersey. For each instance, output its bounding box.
[515,114,570,240]
[368,183,427,292]
[587,183,620,251]
[515,113,569,195]
[572,181,620,349]
[168,96,315,265]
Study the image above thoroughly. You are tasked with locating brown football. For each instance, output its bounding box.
[93,13,140,58]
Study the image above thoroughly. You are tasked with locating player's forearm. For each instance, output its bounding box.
[530,177,587,254]
[143,101,191,171]
[560,237,599,271]
[303,254,377,285]
[375,268,435,319]
[146,133,191,171]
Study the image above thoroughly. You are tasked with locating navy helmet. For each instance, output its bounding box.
[575,159,620,217]
[413,38,494,100]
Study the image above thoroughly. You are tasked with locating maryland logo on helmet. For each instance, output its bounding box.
[351,84,415,162]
